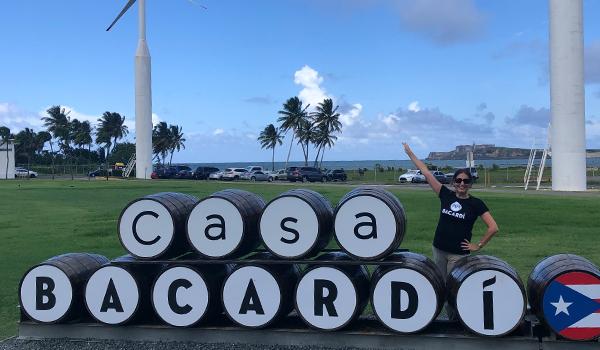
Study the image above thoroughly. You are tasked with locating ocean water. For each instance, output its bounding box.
[183,157,600,171]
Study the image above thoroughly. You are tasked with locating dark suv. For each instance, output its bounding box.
[287,166,326,182]
[193,166,220,180]
[326,169,347,182]
[172,165,193,179]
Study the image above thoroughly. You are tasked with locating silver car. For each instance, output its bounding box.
[247,170,271,182]
[208,171,223,180]
[222,168,247,181]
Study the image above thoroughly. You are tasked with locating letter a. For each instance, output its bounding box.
[390,281,418,319]
[35,277,56,310]
[239,279,264,315]
[100,279,124,312]
[354,212,377,239]
[205,214,226,240]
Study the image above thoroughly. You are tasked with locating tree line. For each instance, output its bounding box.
[258,97,341,171]
[0,105,186,177]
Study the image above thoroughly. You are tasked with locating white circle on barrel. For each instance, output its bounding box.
[85,266,139,325]
[335,195,397,258]
[20,265,73,323]
[222,266,281,328]
[295,267,357,330]
[260,196,319,258]
[152,266,209,327]
[187,198,244,258]
[372,268,438,333]
[456,270,525,336]
[119,199,174,259]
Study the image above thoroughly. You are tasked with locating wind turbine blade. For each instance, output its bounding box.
[106,0,138,31]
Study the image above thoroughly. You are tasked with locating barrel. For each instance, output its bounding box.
[118,192,199,260]
[221,252,301,328]
[295,252,370,331]
[259,189,333,259]
[186,189,265,259]
[447,255,526,337]
[527,254,600,341]
[370,252,445,333]
[19,253,109,324]
[151,263,232,327]
[84,255,164,325]
[334,187,406,260]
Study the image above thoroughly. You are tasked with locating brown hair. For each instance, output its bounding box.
[453,168,473,181]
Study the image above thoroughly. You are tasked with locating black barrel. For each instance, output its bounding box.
[186,189,265,259]
[370,252,445,333]
[527,254,600,341]
[19,253,109,324]
[334,187,406,260]
[118,192,199,260]
[259,189,333,259]
[447,255,526,337]
[221,252,301,328]
[151,263,232,327]
[295,252,370,331]
[84,255,165,325]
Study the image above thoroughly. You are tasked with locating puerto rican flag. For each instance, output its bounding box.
[543,271,600,340]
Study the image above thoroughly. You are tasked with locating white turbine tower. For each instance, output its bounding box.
[107,0,152,179]
[549,0,586,191]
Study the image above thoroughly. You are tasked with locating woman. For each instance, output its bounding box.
[402,143,499,280]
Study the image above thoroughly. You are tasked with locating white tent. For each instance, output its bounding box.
[0,140,15,179]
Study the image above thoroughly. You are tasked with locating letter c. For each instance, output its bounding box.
[132,211,161,245]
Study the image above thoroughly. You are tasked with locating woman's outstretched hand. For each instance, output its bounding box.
[402,142,412,155]
[461,239,480,252]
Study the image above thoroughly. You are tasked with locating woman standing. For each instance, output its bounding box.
[402,143,499,280]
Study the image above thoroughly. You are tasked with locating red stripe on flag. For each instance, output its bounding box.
[555,272,600,285]
[559,327,600,341]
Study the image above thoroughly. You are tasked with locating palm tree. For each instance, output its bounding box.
[312,98,341,167]
[277,97,309,168]
[313,123,337,168]
[15,128,37,171]
[168,124,185,165]
[97,112,128,155]
[95,129,112,180]
[257,124,283,171]
[42,106,71,179]
[295,117,316,166]
[152,122,170,165]
[0,126,11,179]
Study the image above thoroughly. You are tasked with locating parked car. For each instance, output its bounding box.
[287,167,326,182]
[15,167,38,178]
[89,168,110,177]
[171,165,193,179]
[325,169,347,182]
[432,171,449,184]
[268,169,287,181]
[222,168,247,181]
[246,170,271,182]
[398,169,425,183]
[193,166,220,180]
[208,171,224,180]
[245,165,264,173]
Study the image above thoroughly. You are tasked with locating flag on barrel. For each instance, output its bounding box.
[543,271,600,340]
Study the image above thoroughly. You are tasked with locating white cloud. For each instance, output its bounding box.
[395,0,486,45]
[0,103,42,131]
[408,101,421,112]
[213,128,224,135]
[294,65,331,108]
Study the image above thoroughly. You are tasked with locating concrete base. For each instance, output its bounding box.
[18,319,598,350]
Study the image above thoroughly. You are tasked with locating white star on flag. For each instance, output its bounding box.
[551,295,573,316]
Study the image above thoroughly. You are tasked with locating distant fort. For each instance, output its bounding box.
[427,144,600,160]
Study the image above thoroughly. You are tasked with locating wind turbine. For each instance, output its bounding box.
[107,0,153,179]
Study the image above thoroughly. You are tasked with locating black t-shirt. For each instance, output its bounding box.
[433,186,489,255]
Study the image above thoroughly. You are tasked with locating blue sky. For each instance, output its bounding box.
[1,0,600,162]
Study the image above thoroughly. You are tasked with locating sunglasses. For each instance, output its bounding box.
[454,178,472,185]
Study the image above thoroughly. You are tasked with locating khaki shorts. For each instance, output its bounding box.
[432,246,466,281]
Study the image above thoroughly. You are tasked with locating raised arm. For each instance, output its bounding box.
[402,142,442,194]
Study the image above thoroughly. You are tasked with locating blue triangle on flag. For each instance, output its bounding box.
[543,281,600,332]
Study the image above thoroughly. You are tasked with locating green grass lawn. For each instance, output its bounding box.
[1,179,599,338]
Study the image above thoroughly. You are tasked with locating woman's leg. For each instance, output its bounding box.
[432,246,449,281]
